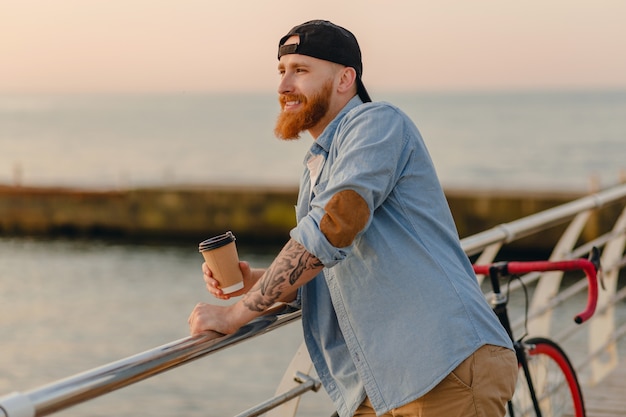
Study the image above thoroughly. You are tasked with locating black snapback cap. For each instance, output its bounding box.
[278,20,371,103]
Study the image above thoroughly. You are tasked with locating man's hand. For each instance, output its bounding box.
[188,302,239,336]
[203,261,263,300]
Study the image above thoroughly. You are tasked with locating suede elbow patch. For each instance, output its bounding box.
[320,190,370,247]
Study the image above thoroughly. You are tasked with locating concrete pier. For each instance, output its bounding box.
[0,184,622,252]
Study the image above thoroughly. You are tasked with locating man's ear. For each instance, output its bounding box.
[337,66,358,94]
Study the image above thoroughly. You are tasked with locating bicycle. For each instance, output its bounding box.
[472,247,601,417]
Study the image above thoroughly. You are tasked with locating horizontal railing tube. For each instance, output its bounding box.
[2,309,301,417]
[233,372,321,417]
[461,183,626,256]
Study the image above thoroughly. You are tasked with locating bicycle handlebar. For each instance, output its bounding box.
[473,248,600,324]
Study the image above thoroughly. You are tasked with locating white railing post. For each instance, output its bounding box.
[528,210,593,337]
[588,205,626,384]
[266,343,315,417]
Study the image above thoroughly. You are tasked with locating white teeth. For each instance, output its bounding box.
[286,101,299,106]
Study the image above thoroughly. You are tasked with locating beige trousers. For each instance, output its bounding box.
[354,344,518,417]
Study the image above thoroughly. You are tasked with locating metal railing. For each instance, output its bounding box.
[468,182,626,387]
[1,183,625,417]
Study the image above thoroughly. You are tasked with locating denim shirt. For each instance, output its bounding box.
[290,96,512,417]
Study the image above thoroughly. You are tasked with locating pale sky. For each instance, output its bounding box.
[2,0,625,94]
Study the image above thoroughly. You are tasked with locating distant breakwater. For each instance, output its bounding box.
[0,184,621,253]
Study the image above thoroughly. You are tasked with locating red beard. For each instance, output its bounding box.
[274,81,332,140]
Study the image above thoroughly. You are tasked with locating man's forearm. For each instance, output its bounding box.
[242,238,323,312]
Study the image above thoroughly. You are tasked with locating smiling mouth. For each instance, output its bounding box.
[280,95,305,111]
[283,100,301,110]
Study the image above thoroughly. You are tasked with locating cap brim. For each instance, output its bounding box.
[357,77,371,103]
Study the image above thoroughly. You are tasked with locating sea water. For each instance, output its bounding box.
[1,90,625,191]
[0,237,335,417]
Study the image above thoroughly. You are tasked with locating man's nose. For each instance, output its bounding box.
[278,73,294,95]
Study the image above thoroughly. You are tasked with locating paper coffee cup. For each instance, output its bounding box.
[198,231,244,294]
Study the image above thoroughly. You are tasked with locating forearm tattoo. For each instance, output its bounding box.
[243,240,323,312]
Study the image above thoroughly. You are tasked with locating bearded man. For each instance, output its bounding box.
[189,20,517,417]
